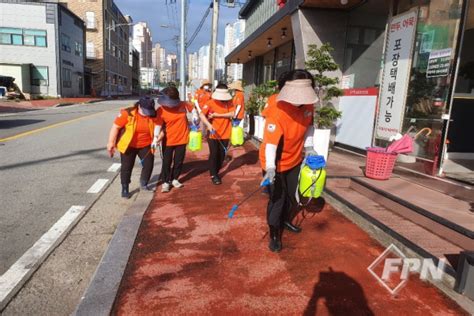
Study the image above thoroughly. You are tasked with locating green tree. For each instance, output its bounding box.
[305,43,343,129]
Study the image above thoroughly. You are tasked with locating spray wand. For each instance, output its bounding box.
[228,178,271,218]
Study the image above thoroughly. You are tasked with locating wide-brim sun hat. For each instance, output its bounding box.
[200,79,210,87]
[229,80,243,91]
[212,88,233,101]
[158,93,181,108]
[277,79,318,105]
[137,97,156,116]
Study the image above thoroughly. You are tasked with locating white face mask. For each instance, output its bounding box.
[203,85,210,90]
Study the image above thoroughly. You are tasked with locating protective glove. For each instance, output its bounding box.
[261,167,276,186]
[151,138,159,151]
[305,146,318,157]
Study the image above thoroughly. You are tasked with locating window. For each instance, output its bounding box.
[113,74,117,84]
[31,66,49,86]
[124,77,128,85]
[61,33,71,52]
[63,68,72,88]
[85,12,96,29]
[86,42,95,58]
[75,42,83,56]
[0,28,46,47]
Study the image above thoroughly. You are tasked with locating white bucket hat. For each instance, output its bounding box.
[212,88,233,101]
[277,79,318,106]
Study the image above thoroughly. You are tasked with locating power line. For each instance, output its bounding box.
[187,2,212,48]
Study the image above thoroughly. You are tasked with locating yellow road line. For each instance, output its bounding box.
[0,111,105,142]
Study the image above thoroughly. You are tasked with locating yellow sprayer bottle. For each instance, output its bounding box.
[299,155,327,199]
[188,126,202,152]
[231,119,244,146]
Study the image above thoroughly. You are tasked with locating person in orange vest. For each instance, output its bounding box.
[193,79,212,111]
[199,84,235,185]
[107,96,161,198]
[229,80,245,122]
[156,86,195,193]
[260,70,318,252]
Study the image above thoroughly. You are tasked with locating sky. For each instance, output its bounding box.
[114,0,241,54]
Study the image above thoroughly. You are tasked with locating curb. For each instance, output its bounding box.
[73,189,154,316]
[0,172,119,312]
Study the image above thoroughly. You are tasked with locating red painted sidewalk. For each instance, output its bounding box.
[0,98,102,113]
[113,142,467,315]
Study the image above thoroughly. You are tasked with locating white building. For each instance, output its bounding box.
[0,1,85,97]
[197,45,210,80]
[133,22,152,68]
[224,20,245,82]
[188,52,198,81]
[140,67,157,89]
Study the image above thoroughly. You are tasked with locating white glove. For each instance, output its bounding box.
[305,147,318,157]
[261,167,276,186]
[151,138,159,150]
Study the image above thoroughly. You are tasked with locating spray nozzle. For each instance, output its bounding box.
[228,204,238,218]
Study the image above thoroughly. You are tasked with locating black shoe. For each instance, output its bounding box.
[269,226,282,252]
[211,176,222,185]
[283,221,302,233]
[121,184,130,199]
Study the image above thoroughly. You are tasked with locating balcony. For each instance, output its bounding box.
[86,48,99,59]
[85,17,97,30]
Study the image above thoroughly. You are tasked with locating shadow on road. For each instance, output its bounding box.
[0,147,106,171]
[303,267,374,316]
[0,119,45,129]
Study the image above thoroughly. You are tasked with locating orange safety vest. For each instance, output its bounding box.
[116,107,155,154]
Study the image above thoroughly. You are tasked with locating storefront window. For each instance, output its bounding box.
[397,0,463,161]
[343,0,389,88]
[275,41,293,80]
[263,49,275,82]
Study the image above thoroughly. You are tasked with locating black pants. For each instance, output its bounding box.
[120,145,154,186]
[161,144,186,183]
[267,164,300,228]
[208,138,229,177]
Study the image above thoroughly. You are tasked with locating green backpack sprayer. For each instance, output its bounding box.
[298,155,327,204]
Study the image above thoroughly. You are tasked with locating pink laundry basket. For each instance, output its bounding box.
[365,147,398,180]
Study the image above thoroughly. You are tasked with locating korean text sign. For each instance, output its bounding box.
[376,9,418,140]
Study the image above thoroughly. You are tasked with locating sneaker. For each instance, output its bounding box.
[161,182,171,193]
[140,184,156,192]
[171,179,184,188]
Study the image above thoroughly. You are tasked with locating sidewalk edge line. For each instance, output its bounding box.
[73,188,154,316]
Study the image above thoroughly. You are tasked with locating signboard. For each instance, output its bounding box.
[426,48,452,78]
[375,9,418,140]
[337,88,379,150]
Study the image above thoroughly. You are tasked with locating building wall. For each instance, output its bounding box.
[62,0,105,95]
[292,9,347,76]
[58,6,85,97]
[0,2,60,96]
[244,0,278,38]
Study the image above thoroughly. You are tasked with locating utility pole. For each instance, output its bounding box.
[179,0,186,97]
[209,0,219,86]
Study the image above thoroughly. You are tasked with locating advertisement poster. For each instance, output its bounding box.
[426,48,452,78]
[375,9,418,140]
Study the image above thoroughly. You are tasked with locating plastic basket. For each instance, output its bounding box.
[365,147,398,180]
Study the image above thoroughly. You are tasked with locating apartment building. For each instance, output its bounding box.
[60,0,132,96]
[0,1,85,97]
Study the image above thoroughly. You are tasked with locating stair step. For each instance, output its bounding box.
[326,179,463,276]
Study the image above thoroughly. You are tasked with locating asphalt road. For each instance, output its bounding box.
[0,100,137,275]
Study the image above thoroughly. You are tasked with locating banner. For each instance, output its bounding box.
[375,9,418,140]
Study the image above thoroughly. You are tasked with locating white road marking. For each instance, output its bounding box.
[107,163,121,172]
[86,179,109,194]
[0,205,86,310]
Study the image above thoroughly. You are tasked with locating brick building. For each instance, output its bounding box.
[60,0,132,96]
